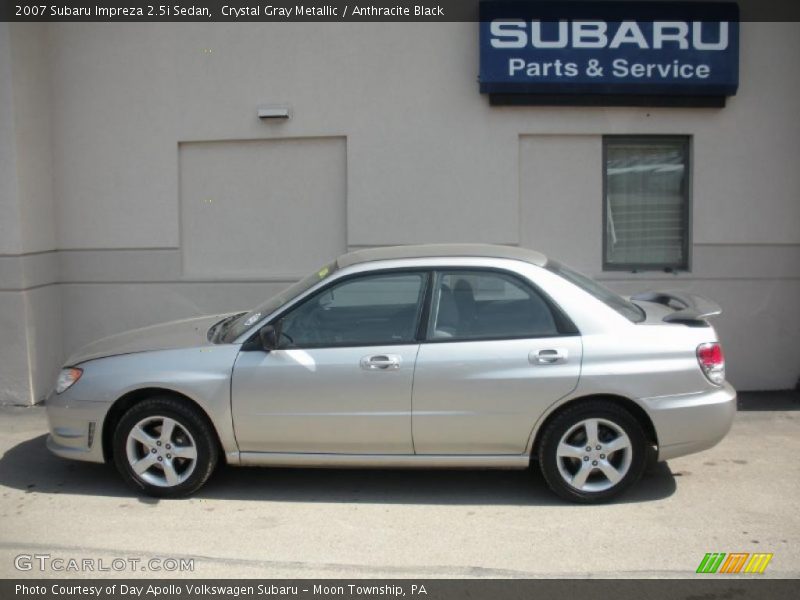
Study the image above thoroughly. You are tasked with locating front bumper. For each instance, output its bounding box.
[644,382,737,461]
[45,393,109,464]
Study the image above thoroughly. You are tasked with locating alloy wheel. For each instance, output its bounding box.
[125,415,198,487]
[555,417,633,493]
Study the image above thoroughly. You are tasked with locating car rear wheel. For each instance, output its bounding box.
[113,396,218,497]
[538,401,647,503]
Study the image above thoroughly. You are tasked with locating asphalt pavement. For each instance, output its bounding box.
[0,393,798,578]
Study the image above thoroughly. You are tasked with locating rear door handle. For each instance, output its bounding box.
[360,354,401,370]
[530,349,568,365]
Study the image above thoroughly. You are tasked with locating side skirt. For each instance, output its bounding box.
[237,452,530,469]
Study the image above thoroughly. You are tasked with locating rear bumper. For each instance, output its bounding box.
[45,393,108,464]
[644,382,737,461]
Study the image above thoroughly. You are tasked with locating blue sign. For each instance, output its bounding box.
[479,1,739,98]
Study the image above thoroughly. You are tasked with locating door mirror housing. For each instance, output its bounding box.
[258,324,280,351]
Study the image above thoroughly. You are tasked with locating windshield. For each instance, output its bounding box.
[221,261,338,342]
[545,261,645,323]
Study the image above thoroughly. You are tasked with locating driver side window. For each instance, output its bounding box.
[278,272,426,348]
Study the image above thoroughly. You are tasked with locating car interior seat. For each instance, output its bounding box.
[452,279,476,336]
[433,284,458,338]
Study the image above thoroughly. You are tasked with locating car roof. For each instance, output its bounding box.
[337,244,548,269]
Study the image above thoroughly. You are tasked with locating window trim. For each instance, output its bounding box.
[420,267,580,345]
[602,135,692,273]
[246,267,432,350]
[243,265,581,350]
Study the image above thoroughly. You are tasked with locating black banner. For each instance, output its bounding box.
[3,580,799,600]
[3,0,800,22]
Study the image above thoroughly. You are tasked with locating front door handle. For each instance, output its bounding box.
[530,349,568,365]
[360,354,401,370]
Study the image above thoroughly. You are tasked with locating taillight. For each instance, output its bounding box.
[697,342,725,385]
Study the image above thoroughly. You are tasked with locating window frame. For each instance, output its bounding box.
[254,268,432,350]
[421,267,579,345]
[243,265,580,350]
[602,135,692,273]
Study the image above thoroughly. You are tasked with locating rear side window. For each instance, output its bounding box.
[427,270,563,341]
[546,261,644,323]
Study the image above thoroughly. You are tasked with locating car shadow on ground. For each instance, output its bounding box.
[0,434,676,506]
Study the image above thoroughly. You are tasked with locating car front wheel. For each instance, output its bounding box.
[538,401,647,503]
[113,396,218,497]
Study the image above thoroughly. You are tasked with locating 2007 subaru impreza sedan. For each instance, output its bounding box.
[46,244,736,503]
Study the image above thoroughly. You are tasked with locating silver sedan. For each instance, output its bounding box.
[46,244,736,503]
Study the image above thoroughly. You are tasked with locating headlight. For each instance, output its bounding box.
[55,367,83,394]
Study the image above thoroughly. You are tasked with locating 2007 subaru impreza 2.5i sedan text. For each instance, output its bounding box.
[46,244,736,503]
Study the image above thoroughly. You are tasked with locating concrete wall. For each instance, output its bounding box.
[0,22,798,404]
[179,137,347,278]
[0,23,61,405]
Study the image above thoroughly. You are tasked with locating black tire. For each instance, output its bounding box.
[112,396,218,498]
[538,400,647,504]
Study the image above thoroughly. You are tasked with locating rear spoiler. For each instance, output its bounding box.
[630,290,722,324]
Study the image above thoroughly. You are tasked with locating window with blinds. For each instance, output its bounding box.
[603,137,690,271]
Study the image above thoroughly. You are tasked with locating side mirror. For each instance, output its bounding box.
[258,324,280,351]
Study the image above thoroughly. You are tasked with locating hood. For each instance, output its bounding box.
[66,313,237,365]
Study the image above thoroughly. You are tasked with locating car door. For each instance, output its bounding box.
[231,270,427,454]
[412,269,582,455]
